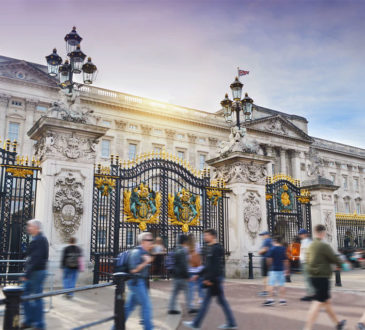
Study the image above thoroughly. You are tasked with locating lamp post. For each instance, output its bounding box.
[220,77,254,135]
[45,27,97,94]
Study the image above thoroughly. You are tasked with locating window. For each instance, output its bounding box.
[128,144,137,160]
[330,174,336,184]
[341,164,347,170]
[129,124,137,130]
[354,178,359,191]
[11,100,22,106]
[199,154,206,170]
[101,140,110,158]
[343,176,348,190]
[345,201,350,213]
[154,146,162,153]
[198,138,205,144]
[102,120,111,127]
[8,122,20,141]
[97,229,107,245]
[126,231,134,246]
[36,105,47,112]
[177,134,184,139]
[356,203,361,214]
[177,151,185,160]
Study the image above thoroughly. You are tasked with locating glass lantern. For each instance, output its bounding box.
[64,26,82,54]
[58,60,71,88]
[230,77,243,101]
[45,48,62,77]
[82,57,97,84]
[242,93,254,121]
[69,45,86,74]
[221,93,233,124]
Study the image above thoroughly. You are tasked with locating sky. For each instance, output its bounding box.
[0,0,364,148]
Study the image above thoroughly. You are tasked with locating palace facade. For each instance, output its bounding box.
[1,55,364,219]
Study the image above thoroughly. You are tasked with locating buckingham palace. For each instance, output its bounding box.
[1,54,365,257]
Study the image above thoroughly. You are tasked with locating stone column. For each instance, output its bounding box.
[28,117,108,285]
[208,137,218,158]
[207,151,271,278]
[165,129,175,153]
[265,145,274,177]
[23,99,37,156]
[280,148,287,174]
[187,133,197,166]
[141,124,152,153]
[291,150,301,180]
[115,120,127,159]
[0,94,10,138]
[302,176,339,250]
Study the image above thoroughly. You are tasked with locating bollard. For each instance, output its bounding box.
[248,253,254,279]
[335,270,342,287]
[3,286,24,330]
[93,253,101,284]
[113,272,128,330]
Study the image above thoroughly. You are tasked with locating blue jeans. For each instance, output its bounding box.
[63,268,79,296]
[23,270,47,329]
[193,277,236,328]
[125,278,153,330]
[188,275,205,309]
[168,278,189,311]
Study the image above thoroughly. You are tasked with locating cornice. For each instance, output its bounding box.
[0,75,58,92]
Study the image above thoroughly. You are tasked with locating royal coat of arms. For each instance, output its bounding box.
[277,184,294,212]
[168,188,201,232]
[123,183,161,231]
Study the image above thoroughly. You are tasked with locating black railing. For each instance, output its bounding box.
[2,272,131,330]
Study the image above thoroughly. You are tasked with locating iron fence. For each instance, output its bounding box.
[336,213,365,249]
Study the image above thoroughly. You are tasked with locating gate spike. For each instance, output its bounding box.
[5,139,10,151]
[25,156,29,166]
[12,140,17,152]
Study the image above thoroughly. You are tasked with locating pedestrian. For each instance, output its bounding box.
[357,311,365,329]
[21,219,49,330]
[61,237,83,298]
[258,231,272,296]
[262,235,289,306]
[187,234,204,313]
[152,236,166,278]
[298,228,315,301]
[304,224,346,330]
[183,229,237,330]
[168,234,190,314]
[124,232,154,330]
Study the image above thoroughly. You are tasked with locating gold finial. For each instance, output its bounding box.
[5,139,11,151]
[20,156,25,165]
[115,155,119,164]
[31,156,35,166]
[25,156,29,166]
[36,158,41,167]
[97,163,101,174]
[128,160,132,168]
[110,154,114,165]
[12,140,17,152]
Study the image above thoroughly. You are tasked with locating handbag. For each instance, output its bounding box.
[78,256,85,272]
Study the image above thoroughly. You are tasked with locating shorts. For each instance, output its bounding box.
[310,277,330,302]
[268,271,285,287]
[261,258,268,277]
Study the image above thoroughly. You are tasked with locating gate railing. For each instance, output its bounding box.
[0,139,41,279]
[336,212,365,249]
[91,151,229,283]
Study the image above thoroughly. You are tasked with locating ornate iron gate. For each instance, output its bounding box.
[336,213,365,249]
[0,140,41,282]
[91,151,229,281]
[266,175,311,243]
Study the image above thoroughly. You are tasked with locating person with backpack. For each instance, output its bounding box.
[124,232,155,330]
[183,229,237,330]
[61,237,83,298]
[168,234,190,314]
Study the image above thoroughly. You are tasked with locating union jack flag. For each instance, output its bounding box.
[238,69,249,76]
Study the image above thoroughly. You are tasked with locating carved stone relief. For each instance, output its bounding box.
[265,118,288,135]
[165,129,175,139]
[243,191,262,240]
[322,194,332,201]
[115,120,127,130]
[187,133,197,144]
[53,172,84,241]
[323,210,334,243]
[141,124,152,135]
[208,137,218,147]
[213,161,267,184]
[34,131,99,161]
[307,147,324,177]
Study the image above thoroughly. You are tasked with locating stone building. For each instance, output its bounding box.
[1,54,364,232]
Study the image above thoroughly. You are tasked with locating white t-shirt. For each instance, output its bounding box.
[300,237,312,263]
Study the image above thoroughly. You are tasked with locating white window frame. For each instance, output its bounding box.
[8,122,20,141]
[128,143,137,160]
[101,140,111,158]
[199,154,206,171]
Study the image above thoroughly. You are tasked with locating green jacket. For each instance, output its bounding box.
[306,238,342,278]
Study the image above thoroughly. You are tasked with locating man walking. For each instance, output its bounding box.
[298,228,314,301]
[21,219,49,330]
[183,229,237,330]
[262,236,289,306]
[168,234,192,314]
[258,231,272,296]
[124,232,154,330]
[304,224,346,330]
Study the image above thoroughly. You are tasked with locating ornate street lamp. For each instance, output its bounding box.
[220,77,254,131]
[45,27,97,92]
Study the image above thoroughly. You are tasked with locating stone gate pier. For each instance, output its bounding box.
[28,116,107,285]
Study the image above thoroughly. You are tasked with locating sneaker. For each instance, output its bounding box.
[218,325,238,329]
[262,299,275,306]
[300,296,313,301]
[358,322,365,330]
[258,291,269,296]
[183,321,201,329]
[336,320,346,330]
[279,300,287,306]
[168,310,181,315]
